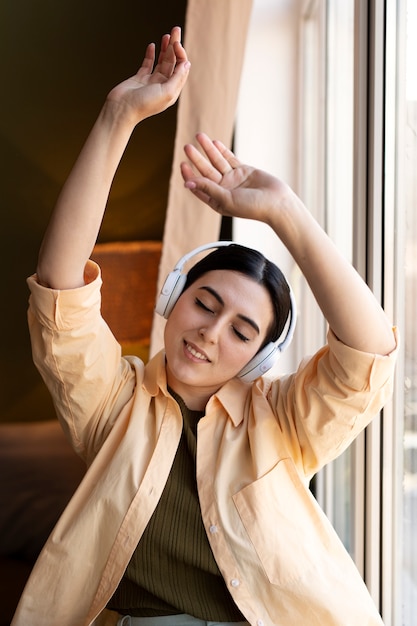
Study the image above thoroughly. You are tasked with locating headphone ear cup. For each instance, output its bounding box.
[155,241,234,320]
[155,270,188,319]
[237,342,281,383]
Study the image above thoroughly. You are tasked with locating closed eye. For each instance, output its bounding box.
[196,298,251,342]
[195,297,214,314]
[233,327,250,342]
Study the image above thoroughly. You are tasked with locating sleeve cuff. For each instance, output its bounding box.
[326,326,399,391]
[27,261,103,331]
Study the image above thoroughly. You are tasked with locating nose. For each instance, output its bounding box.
[199,319,222,344]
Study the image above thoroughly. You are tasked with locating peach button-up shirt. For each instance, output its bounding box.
[13,262,398,626]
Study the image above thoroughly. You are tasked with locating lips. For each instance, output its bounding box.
[184,341,210,362]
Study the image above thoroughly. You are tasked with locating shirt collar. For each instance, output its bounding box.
[142,350,169,397]
[142,351,252,427]
[208,377,251,427]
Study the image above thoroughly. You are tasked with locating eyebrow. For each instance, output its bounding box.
[199,286,261,335]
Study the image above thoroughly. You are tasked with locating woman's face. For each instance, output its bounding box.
[164,269,274,409]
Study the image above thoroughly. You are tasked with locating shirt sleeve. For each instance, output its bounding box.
[266,327,399,476]
[27,261,138,461]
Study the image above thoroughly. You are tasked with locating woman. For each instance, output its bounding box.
[13,26,398,626]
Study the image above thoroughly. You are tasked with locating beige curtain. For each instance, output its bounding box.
[151,0,253,353]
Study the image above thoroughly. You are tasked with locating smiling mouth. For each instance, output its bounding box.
[185,342,210,362]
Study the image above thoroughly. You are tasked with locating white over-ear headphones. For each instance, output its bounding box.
[155,241,297,382]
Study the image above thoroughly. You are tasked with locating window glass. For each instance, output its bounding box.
[323,0,355,557]
[401,2,417,620]
[300,0,356,558]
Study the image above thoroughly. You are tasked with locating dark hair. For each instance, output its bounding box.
[183,244,291,348]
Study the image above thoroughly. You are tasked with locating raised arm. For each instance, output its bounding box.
[37,27,190,290]
[180,133,396,356]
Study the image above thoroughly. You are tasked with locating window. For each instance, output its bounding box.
[236,2,417,621]
[299,0,358,564]
[388,2,417,622]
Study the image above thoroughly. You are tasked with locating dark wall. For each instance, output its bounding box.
[0,0,187,422]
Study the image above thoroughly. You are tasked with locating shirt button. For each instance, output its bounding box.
[230,578,240,588]
[257,621,264,626]
[209,525,218,534]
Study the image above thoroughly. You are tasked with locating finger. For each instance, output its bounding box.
[180,161,196,183]
[183,144,223,183]
[137,42,156,76]
[169,25,182,45]
[152,57,190,109]
[156,27,184,78]
[158,34,171,61]
[185,185,213,207]
[212,139,241,169]
[183,175,233,214]
[172,40,188,66]
[157,50,176,78]
[196,133,240,176]
[158,26,181,59]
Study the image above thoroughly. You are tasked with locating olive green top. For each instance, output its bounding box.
[108,389,244,621]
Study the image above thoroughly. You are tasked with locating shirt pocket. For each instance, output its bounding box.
[232,458,332,586]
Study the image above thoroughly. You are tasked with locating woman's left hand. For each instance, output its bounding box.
[181,132,294,226]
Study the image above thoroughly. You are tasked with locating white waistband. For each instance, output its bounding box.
[117,615,249,626]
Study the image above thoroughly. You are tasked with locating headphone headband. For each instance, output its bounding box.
[172,240,234,272]
[155,241,297,382]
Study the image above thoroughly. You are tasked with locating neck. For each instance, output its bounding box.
[166,382,212,411]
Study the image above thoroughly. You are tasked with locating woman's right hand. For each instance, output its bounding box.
[106,26,190,125]
[180,133,396,356]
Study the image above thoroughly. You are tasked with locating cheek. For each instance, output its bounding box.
[164,313,180,348]
[221,340,260,368]
[164,299,195,344]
